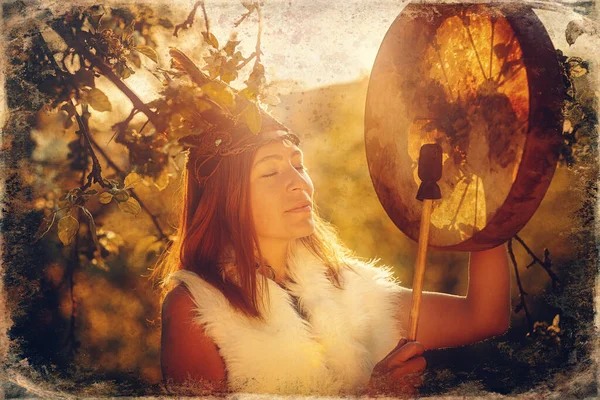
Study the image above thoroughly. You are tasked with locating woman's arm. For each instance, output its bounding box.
[161,284,228,390]
[395,243,511,350]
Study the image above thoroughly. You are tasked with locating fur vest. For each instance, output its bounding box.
[164,240,407,396]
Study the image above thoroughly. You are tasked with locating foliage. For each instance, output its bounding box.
[1,0,597,398]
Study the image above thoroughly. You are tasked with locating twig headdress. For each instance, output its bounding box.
[169,49,300,187]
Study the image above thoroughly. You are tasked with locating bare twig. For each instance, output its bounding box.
[37,30,111,191]
[173,1,202,37]
[513,234,561,290]
[236,52,257,70]
[234,9,253,28]
[254,2,263,67]
[508,237,533,330]
[200,0,210,35]
[71,100,111,190]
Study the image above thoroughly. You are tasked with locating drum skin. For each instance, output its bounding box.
[365,3,564,251]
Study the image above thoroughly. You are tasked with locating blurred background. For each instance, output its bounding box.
[1,0,598,397]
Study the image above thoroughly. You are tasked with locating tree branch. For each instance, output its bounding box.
[86,134,167,241]
[173,1,202,37]
[49,21,167,133]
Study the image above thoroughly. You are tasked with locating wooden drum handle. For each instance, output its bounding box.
[407,198,433,341]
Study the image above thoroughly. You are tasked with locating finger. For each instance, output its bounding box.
[386,341,425,367]
[372,338,409,375]
[389,356,427,378]
[384,338,408,359]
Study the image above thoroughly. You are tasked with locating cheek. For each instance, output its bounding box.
[250,182,280,229]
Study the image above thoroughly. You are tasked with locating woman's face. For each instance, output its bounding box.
[250,130,315,242]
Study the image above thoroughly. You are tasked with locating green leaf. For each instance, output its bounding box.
[85,88,112,112]
[118,197,141,216]
[134,45,158,63]
[124,172,143,188]
[202,32,219,49]
[98,192,113,204]
[58,215,79,246]
[242,102,262,134]
[201,82,236,109]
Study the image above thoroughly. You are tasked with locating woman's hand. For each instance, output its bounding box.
[365,338,426,397]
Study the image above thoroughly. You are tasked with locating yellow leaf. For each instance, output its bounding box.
[134,45,158,63]
[223,40,241,56]
[221,71,237,84]
[243,103,262,134]
[570,65,588,78]
[201,82,236,109]
[58,215,79,246]
[113,190,131,203]
[202,32,219,49]
[552,314,560,327]
[118,197,141,216]
[85,88,112,112]
[260,93,280,106]
[239,87,256,101]
[124,172,143,188]
[98,192,113,204]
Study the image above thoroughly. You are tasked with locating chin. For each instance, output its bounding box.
[291,217,315,238]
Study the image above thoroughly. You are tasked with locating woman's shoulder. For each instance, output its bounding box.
[161,284,228,385]
[162,284,194,318]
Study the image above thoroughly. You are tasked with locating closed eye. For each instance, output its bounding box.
[262,165,307,178]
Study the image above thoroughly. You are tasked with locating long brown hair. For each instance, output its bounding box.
[150,134,360,322]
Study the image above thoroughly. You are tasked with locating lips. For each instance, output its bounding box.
[286,200,312,212]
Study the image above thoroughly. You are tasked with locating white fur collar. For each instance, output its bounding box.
[164,240,406,396]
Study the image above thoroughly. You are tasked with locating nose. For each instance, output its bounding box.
[287,165,312,194]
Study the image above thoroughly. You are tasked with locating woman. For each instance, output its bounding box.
[152,107,511,397]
